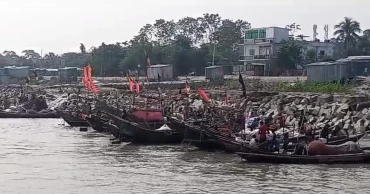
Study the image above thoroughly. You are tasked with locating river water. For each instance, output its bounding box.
[1,119,370,194]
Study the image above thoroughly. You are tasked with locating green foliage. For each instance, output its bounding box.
[334,17,362,56]
[0,15,369,76]
[305,49,317,64]
[275,40,304,70]
[278,81,354,93]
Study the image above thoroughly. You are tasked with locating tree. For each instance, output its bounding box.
[334,17,362,55]
[80,43,86,54]
[275,40,304,70]
[43,52,61,68]
[3,50,18,58]
[22,50,41,60]
[364,29,370,38]
[91,42,126,76]
[153,19,177,45]
[305,49,317,64]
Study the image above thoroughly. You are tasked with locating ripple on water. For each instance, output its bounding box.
[1,119,370,194]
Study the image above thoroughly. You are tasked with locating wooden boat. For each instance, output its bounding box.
[236,152,370,164]
[0,111,60,118]
[97,101,165,125]
[168,117,226,150]
[85,114,108,133]
[57,110,89,127]
[289,133,366,145]
[107,113,182,144]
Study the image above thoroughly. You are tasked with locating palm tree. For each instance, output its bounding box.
[80,43,86,54]
[334,17,362,54]
[364,29,370,39]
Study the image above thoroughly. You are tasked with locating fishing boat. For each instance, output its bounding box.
[289,133,367,145]
[97,100,166,129]
[237,152,370,164]
[237,139,370,164]
[168,117,226,150]
[85,114,108,132]
[0,111,60,118]
[57,110,89,127]
[107,113,182,144]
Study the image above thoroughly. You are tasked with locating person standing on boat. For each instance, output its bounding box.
[320,124,330,141]
[249,135,258,148]
[258,121,268,147]
[282,132,289,154]
[259,111,266,123]
[304,121,315,143]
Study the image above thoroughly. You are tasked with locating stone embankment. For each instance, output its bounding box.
[246,92,370,133]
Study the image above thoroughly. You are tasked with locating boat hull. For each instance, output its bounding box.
[0,111,60,118]
[237,152,370,164]
[107,113,182,144]
[58,111,89,127]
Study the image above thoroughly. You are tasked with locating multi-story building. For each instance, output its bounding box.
[238,26,335,75]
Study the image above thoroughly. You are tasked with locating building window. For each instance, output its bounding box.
[249,49,255,56]
[259,29,266,39]
[320,51,325,56]
[246,30,253,39]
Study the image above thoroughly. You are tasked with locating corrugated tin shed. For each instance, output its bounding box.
[58,67,78,82]
[306,56,370,82]
[4,66,30,78]
[147,64,174,81]
[205,66,224,81]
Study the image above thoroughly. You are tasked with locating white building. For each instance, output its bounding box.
[238,26,335,75]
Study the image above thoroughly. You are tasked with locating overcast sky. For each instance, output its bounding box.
[0,0,369,55]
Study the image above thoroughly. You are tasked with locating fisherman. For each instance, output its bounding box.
[282,132,289,154]
[269,128,279,152]
[298,110,307,133]
[259,111,266,123]
[320,124,330,141]
[304,121,315,143]
[249,135,258,148]
[258,121,268,146]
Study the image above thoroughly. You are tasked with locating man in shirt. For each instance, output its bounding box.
[258,121,268,144]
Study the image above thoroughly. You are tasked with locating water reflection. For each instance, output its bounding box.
[1,119,370,194]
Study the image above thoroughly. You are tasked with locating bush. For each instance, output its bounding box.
[277,81,355,93]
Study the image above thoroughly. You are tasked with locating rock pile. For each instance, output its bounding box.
[246,93,370,134]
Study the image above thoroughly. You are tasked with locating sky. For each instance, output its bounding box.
[0,0,369,55]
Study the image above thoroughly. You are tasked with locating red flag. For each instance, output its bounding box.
[82,66,89,88]
[87,64,92,81]
[85,64,99,93]
[145,51,151,67]
[135,80,140,93]
[185,79,190,93]
[224,91,228,104]
[197,88,210,102]
[129,80,134,92]
[91,83,99,94]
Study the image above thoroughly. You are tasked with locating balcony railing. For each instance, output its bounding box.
[239,55,268,61]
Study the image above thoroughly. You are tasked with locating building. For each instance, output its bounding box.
[0,66,30,85]
[306,56,370,82]
[239,26,335,75]
[147,64,174,81]
[205,66,224,81]
[58,67,78,82]
[304,40,335,60]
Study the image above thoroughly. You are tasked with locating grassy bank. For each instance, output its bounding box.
[277,81,355,93]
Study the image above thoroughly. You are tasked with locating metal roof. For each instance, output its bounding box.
[205,65,223,69]
[46,69,58,72]
[59,67,77,70]
[148,64,171,68]
[337,56,370,63]
[305,62,336,66]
